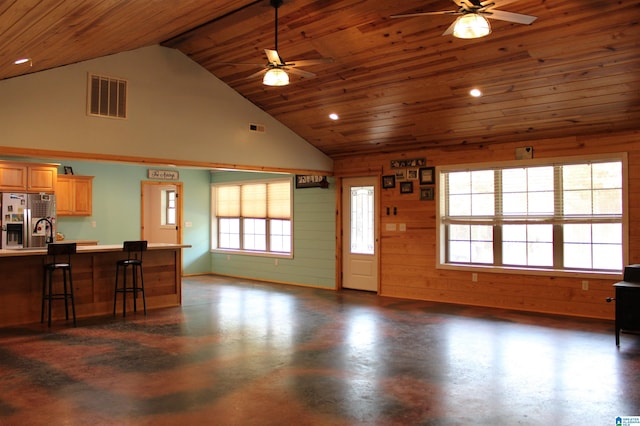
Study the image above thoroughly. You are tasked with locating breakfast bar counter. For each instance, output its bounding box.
[0,243,190,327]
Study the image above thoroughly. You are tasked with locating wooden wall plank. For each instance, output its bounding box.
[335,130,639,320]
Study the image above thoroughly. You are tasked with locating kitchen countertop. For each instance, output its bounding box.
[58,239,100,246]
[0,243,191,257]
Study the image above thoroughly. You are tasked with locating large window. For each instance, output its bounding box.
[212,179,292,255]
[438,155,625,274]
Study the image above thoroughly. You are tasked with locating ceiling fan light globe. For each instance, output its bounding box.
[263,68,289,86]
[453,14,491,39]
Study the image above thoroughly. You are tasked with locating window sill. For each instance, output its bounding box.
[437,263,622,280]
[211,248,293,259]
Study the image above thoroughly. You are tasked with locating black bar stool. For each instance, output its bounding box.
[41,242,77,327]
[113,240,148,317]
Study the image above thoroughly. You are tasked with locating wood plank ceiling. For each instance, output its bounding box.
[1,0,638,159]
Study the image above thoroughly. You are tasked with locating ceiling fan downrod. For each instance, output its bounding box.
[271,0,283,53]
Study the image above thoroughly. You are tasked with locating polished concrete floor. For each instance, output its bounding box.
[0,275,638,425]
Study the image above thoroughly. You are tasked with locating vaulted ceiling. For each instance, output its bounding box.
[1,0,638,159]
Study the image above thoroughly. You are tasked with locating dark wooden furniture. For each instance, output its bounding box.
[42,242,77,327]
[113,240,148,317]
[613,265,640,346]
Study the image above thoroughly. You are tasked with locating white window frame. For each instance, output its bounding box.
[161,189,177,227]
[211,177,293,258]
[436,153,628,278]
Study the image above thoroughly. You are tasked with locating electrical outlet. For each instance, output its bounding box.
[472,273,478,282]
[582,280,589,290]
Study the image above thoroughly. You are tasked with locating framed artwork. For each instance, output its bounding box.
[406,169,418,180]
[391,158,426,169]
[420,187,434,201]
[382,175,396,189]
[63,166,74,175]
[395,170,405,180]
[419,167,435,185]
[400,181,413,194]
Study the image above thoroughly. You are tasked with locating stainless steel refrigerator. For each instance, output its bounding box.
[1,193,56,249]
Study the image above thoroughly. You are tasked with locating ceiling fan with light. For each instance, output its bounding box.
[391,0,537,39]
[222,0,333,86]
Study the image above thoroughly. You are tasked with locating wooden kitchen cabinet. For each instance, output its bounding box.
[56,175,93,216]
[27,165,57,193]
[0,162,57,193]
[0,163,27,191]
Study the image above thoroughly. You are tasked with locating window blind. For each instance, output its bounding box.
[216,185,240,217]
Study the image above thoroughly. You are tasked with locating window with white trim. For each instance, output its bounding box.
[438,155,625,273]
[163,189,176,226]
[212,179,292,255]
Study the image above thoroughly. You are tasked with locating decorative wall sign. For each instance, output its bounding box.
[391,158,426,169]
[296,175,329,188]
[148,169,179,180]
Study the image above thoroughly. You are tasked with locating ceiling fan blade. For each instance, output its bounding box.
[485,9,537,24]
[286,58,334,67]
[245,68,268,80]
[285,67,316,79]
[213,62,267,67]
[265,49,283,66]
[391,10,460,19]
[442,19,458,36]
[484,0,522,9]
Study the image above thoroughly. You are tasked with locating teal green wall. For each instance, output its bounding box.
[1,157,211,275]
[0,158,337,286]
[211,171,336,289]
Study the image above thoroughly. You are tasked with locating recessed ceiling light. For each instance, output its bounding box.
[470,88,482,97]
[329,113,339,120]
[14,58,31,65]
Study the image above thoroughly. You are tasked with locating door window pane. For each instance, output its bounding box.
[350,186,374,254]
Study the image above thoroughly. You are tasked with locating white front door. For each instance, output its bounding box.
[141,182,182,244]
[342,177,379,292]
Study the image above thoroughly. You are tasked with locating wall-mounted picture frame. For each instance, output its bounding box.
[395,170,405,180]
[63,166,74,175]
[420,187,434,201]
[382,175,396,189]
[391,158,426,169]
[407,169,418,180]
[419,166,435,185]
[400,181,413,194]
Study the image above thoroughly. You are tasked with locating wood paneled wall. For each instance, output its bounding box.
[334,131,640,320]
